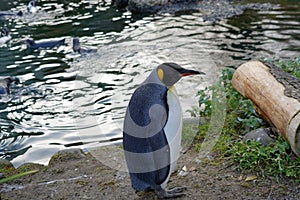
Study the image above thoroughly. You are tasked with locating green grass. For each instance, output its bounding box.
[0,162,43,184]
[192,57,300,179]
[227,137,300,179]
[0,170,39,184]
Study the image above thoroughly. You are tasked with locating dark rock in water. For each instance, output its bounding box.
[127,0,167,14]
[243,128,275,146]
[112,0,129,8]
[49,149,86,166]
[25,38,66,50]
[202,2,276,22]
[113,0,276,22]
[113,0,199,13]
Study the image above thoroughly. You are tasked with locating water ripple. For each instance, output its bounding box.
[0,0,299,166]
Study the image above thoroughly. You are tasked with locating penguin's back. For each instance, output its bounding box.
[27,39,65,49]
[126,83,167,127]
[123,83,171,191]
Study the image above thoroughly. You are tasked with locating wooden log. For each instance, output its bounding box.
[232,60,300,157]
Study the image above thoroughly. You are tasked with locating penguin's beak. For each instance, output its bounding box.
[179,69,205,77]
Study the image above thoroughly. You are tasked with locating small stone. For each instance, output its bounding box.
[238,175,243,181]
[178,166,189,177]
[178,171,189,177]
[115,171,127,180]
[189,166,197,172]
[245,175,257,181]
[243,128,275,146]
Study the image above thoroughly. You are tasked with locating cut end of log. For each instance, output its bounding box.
[288,111,300,157]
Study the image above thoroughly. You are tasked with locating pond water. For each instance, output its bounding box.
[0,0,299,167]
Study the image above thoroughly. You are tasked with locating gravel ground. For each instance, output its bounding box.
[1,147,300,200]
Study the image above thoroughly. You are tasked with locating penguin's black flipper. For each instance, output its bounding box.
[156,187,187,199]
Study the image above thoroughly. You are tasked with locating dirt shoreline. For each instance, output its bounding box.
[1,146,300,199]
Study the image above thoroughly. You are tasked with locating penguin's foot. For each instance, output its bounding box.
[156,187,187,199]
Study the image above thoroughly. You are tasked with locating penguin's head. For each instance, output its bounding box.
[4,77,20,85]
[27,0,37,13]
[17,10,23,17]
[72,38,81,52]
[0,77,20,94]
[156,63,205,88]
[24,39,35,47]
[1,27,9,37]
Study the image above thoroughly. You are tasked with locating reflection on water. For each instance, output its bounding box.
[0,0,299,167]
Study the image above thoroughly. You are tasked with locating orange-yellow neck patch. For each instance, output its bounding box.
[157,68,163,82]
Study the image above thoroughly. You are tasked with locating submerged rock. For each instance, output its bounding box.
[112,0,276,22]
[113,0,201,13]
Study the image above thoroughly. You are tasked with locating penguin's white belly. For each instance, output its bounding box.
[0,36,11,45]
[161,87,182,189]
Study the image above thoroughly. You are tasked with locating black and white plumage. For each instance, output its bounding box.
[123,63,204,198]
[72,38,97,54]
[27,0,38,14]
[0,77,20,95]
[0,27,11,45]
[24,38,66,50]
[0,11,23,18]
[0,0,37,18]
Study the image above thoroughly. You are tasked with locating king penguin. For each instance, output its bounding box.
[123,63,204,198]
[27,0,38,14]
[0,77,20,95]
[24,38,66,50]
[72,38,97,54]
[0,27,11,45]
